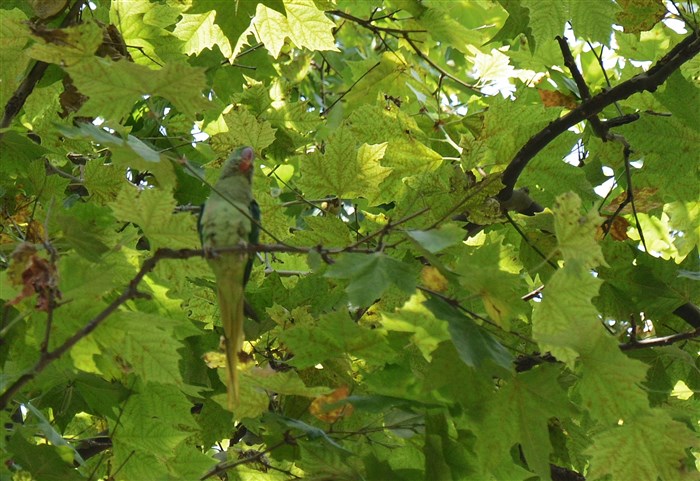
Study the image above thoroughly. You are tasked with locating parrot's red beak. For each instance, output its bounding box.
[239,147,254,173]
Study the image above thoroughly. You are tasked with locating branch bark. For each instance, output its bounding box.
[0,240,392,410]
[497,30,700,200]
[620,325,700,351]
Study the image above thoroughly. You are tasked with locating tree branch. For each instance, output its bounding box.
[328,9,426,35]
[497,30,700,201]
[620,325,700,350]
[0,0,86,136]
[0,246,161,410]
[401,33,481,94]
[0,239,404,410]
[327,9,481,94]
[556,35,607,138]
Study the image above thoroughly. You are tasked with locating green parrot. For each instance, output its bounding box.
[199,146,259,409]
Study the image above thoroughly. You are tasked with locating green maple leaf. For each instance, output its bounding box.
[521,0,568,49]
[299,128,390,199]
[620,116,700,203]
[406,223,466,254]
[5,434,77,481]
[424,297,513,371]
[172,11,231,57]
[210,107,277,154]
[1,9,32,107]
[553,192,606,268]
[279,310,395,368]
[252,4,288,58]
[292,215,353,248]
[570,0,620,46]
[253,0,338,58]
[531,261,602,367]
[586,410,697,481]
[576,334,650,424]
[380,292,451,361]
[476,365,576,481]
[112,385,195,476]
[66,58,208,121]
[532,193,610,366]
[28,21,103,67]
[113,313,186,385]
[455,232,529,330]
[298,127,392,203]
[110,187,198,249]
[284,0,338,51]
[615,0,665,33]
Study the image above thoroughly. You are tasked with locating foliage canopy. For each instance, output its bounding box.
[1,1,699,480]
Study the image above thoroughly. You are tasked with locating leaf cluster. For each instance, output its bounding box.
[1,1,699,481]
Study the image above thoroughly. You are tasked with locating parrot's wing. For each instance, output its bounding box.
[244,199,260,285]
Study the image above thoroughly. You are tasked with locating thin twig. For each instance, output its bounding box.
[44,159,82,183]
[320,61,380,116]
[343,206,430,250]
[328,10,426,35]
[600,136,648,251]
[327,10,480,94]
[504,213,558,270]
[200,438,290,480]
[402,34,481,94]
[585,41,624,116]
[620,327,700,350]
[417,286,537,348]
[0,240,391,409]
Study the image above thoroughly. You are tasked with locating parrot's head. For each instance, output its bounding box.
[220,146,255,182]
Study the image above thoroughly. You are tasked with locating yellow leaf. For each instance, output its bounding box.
[421,266,448,292]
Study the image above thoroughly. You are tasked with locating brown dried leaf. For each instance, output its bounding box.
[310,386,354,423]
[537,89,578,109]
[597,215,630,241]
[6,243,61,311]
[24,220,46,244]
[28,23,70,45]
[96,24,132,61]
[602,188,662,214]
[59,75,88,118]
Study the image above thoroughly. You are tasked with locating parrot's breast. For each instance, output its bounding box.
[200,198,252,250]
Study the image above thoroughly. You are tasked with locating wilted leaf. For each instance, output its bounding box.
[537,89,578,109]
[6,243,61,311]
[310,386,354,422]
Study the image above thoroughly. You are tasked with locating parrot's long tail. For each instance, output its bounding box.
[215,256,246,410]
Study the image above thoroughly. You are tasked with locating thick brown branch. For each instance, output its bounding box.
[498,30,700,200]
[673,302,700,328]
[556,36,607,138]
